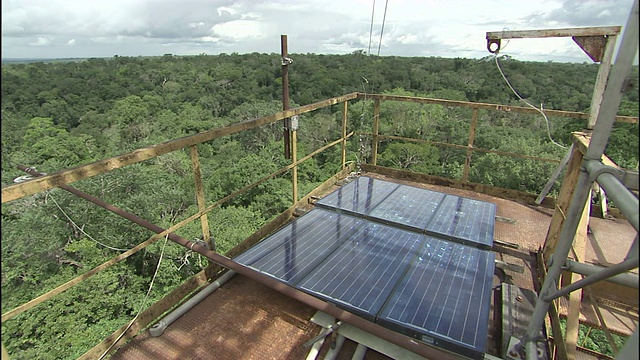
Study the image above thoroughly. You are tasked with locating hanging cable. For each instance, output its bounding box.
[367,0,376,56]
[493,55,568,149]
[49,194,130,252]
[98,234,170,360]
[376,0,390,56]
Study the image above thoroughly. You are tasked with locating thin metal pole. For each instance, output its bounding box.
[342,101,348,169]
[524,1,639,359]
[292,128,298,204]
[462,108,478,183]
[544,256,639,301]
[626,234,639,261]
[535,144,573,205]
[282,34,291,159]
[371,99,380,166]
[565,259,639,288]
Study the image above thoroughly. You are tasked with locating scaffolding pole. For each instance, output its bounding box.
[523,1,639,359]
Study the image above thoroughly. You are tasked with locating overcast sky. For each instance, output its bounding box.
[1,0,636,63]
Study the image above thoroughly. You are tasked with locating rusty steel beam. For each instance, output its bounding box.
[16,167,460,360]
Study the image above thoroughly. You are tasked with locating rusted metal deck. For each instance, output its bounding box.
[110,173,637,359]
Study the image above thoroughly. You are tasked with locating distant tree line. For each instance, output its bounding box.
[1,52,638,359]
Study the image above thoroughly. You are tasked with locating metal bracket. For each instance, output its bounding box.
[281,56,293,66]
[585,161,625,184]
[487,39,501,54]
[290,115,299,131]
[506,337,547,360]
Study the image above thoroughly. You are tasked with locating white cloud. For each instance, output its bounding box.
[66,39,76,46]
[216,6,237,17]
[211,20,270,42]
[29,37,51,46]
[1,0,636,61]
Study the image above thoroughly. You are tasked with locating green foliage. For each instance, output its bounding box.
[559,318,628,357]
[1,52,637,359]
[379,142,440,173]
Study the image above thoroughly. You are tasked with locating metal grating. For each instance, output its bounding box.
[235,176,496,359]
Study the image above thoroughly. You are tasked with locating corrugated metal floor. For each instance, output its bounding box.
[109,173,637,359]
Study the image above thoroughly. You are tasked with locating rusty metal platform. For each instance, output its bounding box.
[110,173,637,359]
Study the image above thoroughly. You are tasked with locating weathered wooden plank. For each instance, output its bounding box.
[572,132,620,168]
[543,145,584,259]
[357,93,637,123]
[1,93,358,203]
[536,251,569,360]
[586,34,617,127]
[564,196,590,359]
[487,26,621,40]
[189,145,212,250]
[361,164,556,208]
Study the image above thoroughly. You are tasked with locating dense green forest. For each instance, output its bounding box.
[1,52,638,359]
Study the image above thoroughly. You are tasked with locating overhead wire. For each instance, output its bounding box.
[49,194,130,252]
[377,0,390,56]
[367,0,376,56]
[493,54,568,149]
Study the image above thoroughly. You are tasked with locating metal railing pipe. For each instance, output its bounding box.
[544,257,639,302]
[586,161,639,231]
[564,259,639,288]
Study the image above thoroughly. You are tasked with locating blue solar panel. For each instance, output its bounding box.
[377,236,495,360]
[317,176,495,249]
[315,176,401,217]
[234,176,496,359]
[425,195,496,250]
[298,221,424,320]
[369,185,446,232]
[234,209,364,284]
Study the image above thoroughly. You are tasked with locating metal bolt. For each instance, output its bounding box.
[509,349,520,358]
[516,295,524,302]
